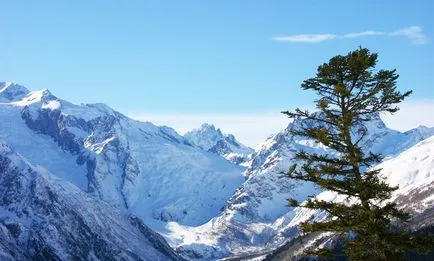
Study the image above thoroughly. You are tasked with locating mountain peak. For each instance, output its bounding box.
[10,88,60,109]
[184,123,253,165]
[40,88,57,101]
[200,122,215,129]
[184,123,224,150]
[199,123,223,135]
[0,82,30,101]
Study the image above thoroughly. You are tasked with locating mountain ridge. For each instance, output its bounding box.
[0,82,245,230]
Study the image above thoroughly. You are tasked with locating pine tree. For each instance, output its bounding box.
[282,47,433,260]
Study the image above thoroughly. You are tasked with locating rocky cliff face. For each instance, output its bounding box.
[0,139,183,261]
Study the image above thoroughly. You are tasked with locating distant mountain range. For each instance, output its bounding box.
[1,81,433,260]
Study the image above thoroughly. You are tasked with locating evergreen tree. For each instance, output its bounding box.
[282,48,433,260]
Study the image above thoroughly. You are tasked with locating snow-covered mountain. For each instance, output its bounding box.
[1,81,433,260]
[0,82,244,231]
[0,139,184,260]
[266,135,434,260]
[170,113,434,260]
[184,123,253,165]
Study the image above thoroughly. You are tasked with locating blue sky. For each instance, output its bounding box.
[1,1,433,145]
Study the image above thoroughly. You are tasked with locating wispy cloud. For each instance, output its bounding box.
[343,30,385,38]
[272,34,337,43]
[389,26,428,45]
[272,26,428,45]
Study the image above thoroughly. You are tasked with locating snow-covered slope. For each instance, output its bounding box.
[184,123,253,165]
[302,134,434,219]
[378,135,434,213]
[265,135,434,259]
[0,82,244,230]
[170,113,434,260]
[0,139,183,261]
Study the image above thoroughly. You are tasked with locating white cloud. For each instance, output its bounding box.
[128,112,291,147]
[273,26,428,45]
[343,30,385,38]
[389,26,428,45]
[272,34,337,43]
